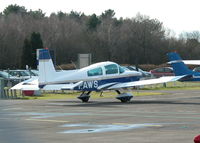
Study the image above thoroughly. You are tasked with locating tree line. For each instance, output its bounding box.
[0,4,200,69]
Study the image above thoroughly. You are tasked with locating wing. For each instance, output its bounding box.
[183,60,200,65]
[107,76,186,89]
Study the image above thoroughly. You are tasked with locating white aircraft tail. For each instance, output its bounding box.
[39,49,56,87]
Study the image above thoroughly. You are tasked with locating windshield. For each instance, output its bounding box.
[0,71,11,78]
[25,71,37,76]
[20,71,29,76]
[119,66,125,73]
[9,71,29,76]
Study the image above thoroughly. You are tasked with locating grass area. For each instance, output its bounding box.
[6,81,200,100]
[21,91,163,100]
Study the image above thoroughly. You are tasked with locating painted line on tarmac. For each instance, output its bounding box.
[112,123,130,125]
[59,123,163,133]
[87,113,200,120]
[26,118,69,123]
[93,110,200,115]
[138,96,196,100]
[112,123,162,127]
[172,93,185,95]
[0,118,13,120]
[2,108,22,111]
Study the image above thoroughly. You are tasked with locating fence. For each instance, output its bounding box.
[0,78,21,99]
[0,78,4,98]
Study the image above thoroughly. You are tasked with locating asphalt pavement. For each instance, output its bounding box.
[0,89,200,143]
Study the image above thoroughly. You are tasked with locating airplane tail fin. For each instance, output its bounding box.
[39,49,56,87]
[167,52,196,76]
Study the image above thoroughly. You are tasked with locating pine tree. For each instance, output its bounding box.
[21,38,32,68]
[30,32,43,69]
[21,32,43,69]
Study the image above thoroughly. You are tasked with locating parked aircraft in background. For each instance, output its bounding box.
[12,49,186,102]
[182,60,200,65]
[167,52,200,82]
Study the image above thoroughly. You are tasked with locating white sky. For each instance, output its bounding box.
[0,0,200,35]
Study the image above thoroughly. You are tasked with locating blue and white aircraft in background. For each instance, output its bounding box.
[12,49,185,102]
[167,52,200,82]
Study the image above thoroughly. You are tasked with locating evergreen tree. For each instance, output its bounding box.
[3,4,27,16]
[29,9,45,19]
[87,14,101,31]
[21,32,43,69]
[101,9,115,19]
[21,38,32,68]
[30,32,43,69]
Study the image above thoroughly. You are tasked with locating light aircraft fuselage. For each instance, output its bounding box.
[39,57,142,91]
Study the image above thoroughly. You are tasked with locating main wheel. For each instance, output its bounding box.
[77,94,90,102]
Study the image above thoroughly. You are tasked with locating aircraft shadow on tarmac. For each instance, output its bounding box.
[48,99,200,107]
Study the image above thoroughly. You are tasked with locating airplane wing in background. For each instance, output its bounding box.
[182,60,200,65]
[107,76,186,90]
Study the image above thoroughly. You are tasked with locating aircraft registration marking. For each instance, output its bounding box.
[78,80,98,90]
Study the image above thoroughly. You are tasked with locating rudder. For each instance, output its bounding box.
[39,49,56,86]
[167,52,195,76]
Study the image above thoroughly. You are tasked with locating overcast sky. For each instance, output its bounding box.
[0,0,200,35]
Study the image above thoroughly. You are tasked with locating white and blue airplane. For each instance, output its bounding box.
[167,52,200,82]
[12,49,186,102]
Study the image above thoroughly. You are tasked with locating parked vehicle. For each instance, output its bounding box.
[0,71,21,86]
[126,66,152,77]
[150,67,174,78]
[193,67,200,72]
[4,70,37,81]
[30,70,39,76]
[24,70,38,76]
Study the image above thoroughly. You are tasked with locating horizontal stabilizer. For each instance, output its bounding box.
[42,81,83,90]
[11,77,39,90]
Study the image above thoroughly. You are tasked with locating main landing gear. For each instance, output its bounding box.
[115,90,133,102]
[77,91,91,102]
[77,90,133,103]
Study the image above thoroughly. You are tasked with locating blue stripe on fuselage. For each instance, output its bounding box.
[74,76,140,91]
